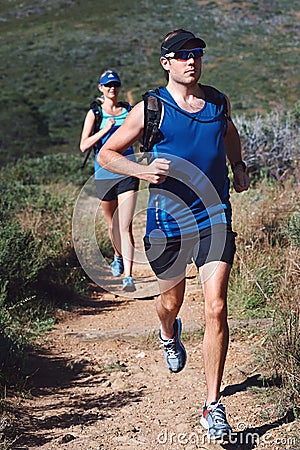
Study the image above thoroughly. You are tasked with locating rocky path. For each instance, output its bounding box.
[9,266,299,450]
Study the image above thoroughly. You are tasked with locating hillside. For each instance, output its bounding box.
[1,0,299,164]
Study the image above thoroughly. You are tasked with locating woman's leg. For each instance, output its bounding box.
[117,190,138,277]
[101,199,122,257]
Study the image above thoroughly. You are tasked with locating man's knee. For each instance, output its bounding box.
[205,298,227,321]
[159,293,183,313]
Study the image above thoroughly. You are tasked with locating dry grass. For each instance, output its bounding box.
[230,177,300,415]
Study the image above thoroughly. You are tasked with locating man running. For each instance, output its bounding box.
[98,29,250,441]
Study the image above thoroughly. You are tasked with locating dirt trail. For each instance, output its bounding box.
[9,265,299,450]
[9,196,299,449]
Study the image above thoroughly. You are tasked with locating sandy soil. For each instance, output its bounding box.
[5,197,299,449]
[6,261,299,450]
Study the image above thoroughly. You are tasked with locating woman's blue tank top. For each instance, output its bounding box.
[145,86,232,238]
[94,107,133,181]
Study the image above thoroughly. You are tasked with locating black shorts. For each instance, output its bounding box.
[95,176,139,201]
[143,226,237,279]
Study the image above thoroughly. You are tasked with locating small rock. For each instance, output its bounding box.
[60,433,76,443]
[111,379,128,391]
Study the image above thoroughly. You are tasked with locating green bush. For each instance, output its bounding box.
[3,153,92,186]
[0,220,43,386]
[0,156,92,389]
[230,178,300,417]
[0,221,45,306]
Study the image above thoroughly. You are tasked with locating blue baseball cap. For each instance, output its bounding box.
[99,71,121,85]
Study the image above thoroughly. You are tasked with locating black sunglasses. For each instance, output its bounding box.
[104,81,121,88]
[164,48,204,61]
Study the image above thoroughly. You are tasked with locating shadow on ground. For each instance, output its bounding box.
[8,347,144,448]
[218,375,296,449]
[220,409,295,449]
[221,373,282,397]
[12,388,143,448]
[72,296,132,316]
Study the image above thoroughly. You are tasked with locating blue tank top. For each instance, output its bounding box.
[94,106,134,180]
[145,86,232,238]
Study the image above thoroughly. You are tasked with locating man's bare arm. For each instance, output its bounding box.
[224,97,250,192]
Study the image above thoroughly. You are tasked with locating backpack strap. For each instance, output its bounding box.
[81,99,103,169]
[81,99,132,170]
[201,85,232,123]
[140,89,164,152]
[90,98,104,140]
[118,101,132,112]
[90,100,131,141]
[201,84,232,137]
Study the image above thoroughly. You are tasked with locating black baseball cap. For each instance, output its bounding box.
[161,30,206,57]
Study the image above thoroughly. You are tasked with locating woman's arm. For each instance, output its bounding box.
[79,109,115,153]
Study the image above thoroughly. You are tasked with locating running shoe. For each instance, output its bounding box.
[159,318,187,373]
[200,399,232,441]
[122,276,136,292]
[110,255,124,277]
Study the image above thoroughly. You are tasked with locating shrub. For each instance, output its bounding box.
[0,221,44,388]
[3,153,92,186]
[235,101,300,180]
[0,221,45,306]
[0,158,90,390]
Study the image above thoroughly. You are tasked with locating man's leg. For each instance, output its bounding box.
[155,276,186,338]
[155,276,187,373]
[199,261,231,404]
[143,234,189,372]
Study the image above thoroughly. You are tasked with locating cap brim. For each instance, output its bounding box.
[180,37,206,49]
[99,73,121,85]
[103,81,121,86]
[161,32,206,57]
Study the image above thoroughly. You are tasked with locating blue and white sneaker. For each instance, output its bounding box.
[122,276,136,292]
[110,255,124,277]
[159,318,187,373]
[200,399,232,441]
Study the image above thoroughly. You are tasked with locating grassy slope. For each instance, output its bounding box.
[0,0,299,164]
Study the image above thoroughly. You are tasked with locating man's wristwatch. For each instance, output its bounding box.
[231,160,247,172]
